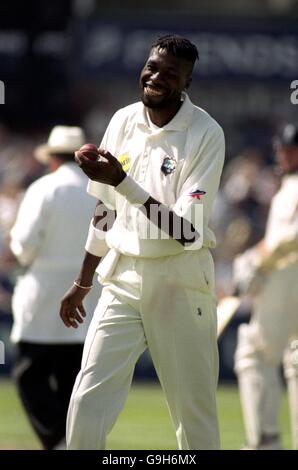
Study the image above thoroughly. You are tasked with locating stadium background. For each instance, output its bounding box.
[0,0,297,448]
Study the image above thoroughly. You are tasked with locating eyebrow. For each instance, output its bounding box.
[146,60,178,73]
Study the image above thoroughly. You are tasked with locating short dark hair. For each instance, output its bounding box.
[150,34,199,67]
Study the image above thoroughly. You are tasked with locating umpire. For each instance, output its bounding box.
[10,126,99,449]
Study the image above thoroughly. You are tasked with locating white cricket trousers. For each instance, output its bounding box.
[66,249,220,450]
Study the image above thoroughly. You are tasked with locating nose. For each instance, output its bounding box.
[150,71,164,85]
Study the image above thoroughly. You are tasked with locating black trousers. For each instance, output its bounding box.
[12,342,83,449]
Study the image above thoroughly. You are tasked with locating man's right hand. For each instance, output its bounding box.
[60,284,89,328]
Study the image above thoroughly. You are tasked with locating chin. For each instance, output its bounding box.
[141,94,167,109]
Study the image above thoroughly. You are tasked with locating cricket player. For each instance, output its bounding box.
[234,123,298,449]
[60,35,225,450]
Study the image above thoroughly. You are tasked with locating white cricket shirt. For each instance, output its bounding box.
[88,93,225,259]
[265,173,298,251]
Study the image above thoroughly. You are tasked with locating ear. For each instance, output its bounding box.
[184,75,192,90]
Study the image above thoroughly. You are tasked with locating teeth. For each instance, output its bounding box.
[145,85,164,96]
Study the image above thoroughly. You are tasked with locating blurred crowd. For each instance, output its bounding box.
[0,124,281,364]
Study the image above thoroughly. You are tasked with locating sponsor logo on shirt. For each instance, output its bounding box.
[118,153,131,172]
[189,189,206,199]
[161,156,177,175]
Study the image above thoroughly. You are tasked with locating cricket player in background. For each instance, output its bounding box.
[234,123,298,449]
[60,35,225,450]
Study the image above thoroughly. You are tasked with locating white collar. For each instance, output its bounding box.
[136,92,195,132]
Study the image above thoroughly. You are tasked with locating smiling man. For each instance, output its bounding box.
[60,35,225,450]
[140,44,193,123]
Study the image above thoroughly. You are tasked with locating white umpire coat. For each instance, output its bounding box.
[10,162,99,343]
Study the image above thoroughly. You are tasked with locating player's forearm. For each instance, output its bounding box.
[259,237,298,273]
[255,239,268,256]
[77,199,115,286]
[75,251,101,286]
[115,175,199,246]
[247,239,270,272]
[143,196,199,246]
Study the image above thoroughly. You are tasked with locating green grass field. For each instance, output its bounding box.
[0,380,292,450]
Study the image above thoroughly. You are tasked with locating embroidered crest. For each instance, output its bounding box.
[161,156,177,175]
[189,189,206,199]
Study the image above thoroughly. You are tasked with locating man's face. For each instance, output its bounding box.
[276,146,298,173]
[139,47,192,109]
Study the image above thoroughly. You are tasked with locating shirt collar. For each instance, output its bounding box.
[136,92,195,133]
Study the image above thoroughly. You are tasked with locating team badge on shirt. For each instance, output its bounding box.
[161,156,177,175]
[118,153,131,172]
[189,189,206,199]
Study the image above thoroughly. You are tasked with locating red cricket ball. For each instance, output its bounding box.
[79,143,99,160]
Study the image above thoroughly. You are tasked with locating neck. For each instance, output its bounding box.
[49,157,64,172]
[147,99,183,127]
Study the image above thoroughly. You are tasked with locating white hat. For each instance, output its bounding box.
[34,125,86,164]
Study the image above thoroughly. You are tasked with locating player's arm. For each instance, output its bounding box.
[60,200,116,329]
[75,125,224,248]
[257,237,298,273]
[144,196,199,246]
[233,235,298,297]
[256,195,298,273]
[218,239,269,338]
[76,151,197,246]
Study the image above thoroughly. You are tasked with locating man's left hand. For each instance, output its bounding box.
[74,148,126,187]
